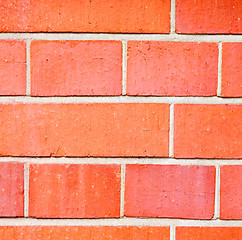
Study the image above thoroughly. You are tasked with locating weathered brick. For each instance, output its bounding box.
[29,164,121,218]
[174,104,242,159]
[31,41,122,96]
[221,43,242,97]
[0,0,170,33]
[220,165,242,219]
[127,41,218,96]
[0,162,24,217]
[0,40,26,95]
[176,0,242,33]
[176,227,242,240]
[0,103,169,157]
[125,165,215,219]
[0,226,170,240]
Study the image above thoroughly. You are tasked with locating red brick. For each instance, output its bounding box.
[0,162,24,217]
[125,165,215,219]
[174,104,242,159]
[31,41,122,96]
[0,226,170,240]
[176,227,242,240]
[176,0,242,34]
[0,103,169,157]
[29,164,121,218]
[0,0,170,33]
[0,40,26,95]
[127,42,218,96]
[220,165,242,219]
[221,43,242,97]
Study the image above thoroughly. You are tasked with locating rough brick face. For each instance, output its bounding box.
[0,226,170,240]
[220,165,242,219]
[0,40,26,95]
[29,164,121,218]
[127,41,218,96]
[0,103,169,157]
[221,43,242,97]
[176,227,242,240]
[125,165,216,219]
[174,104,242,159]
[0,162,24,217]
[0,0,241,234]
[31,41,122,96]
[0,0,170,33]
[176,0,242,33]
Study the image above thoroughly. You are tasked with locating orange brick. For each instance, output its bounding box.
[125,165,215,219]
[0,0,170,33]
[221,43,242,97]
[176,227,242,240]
[0,226,170,240]
[0,162,24,217]
[174,104,242,159]
[31,41,122,96]
[127,42,218,96]
[29,164,121,218]
[220,165,242,219]
[0,103,169,157]
[0,40,26,95]
[176,0,242,33]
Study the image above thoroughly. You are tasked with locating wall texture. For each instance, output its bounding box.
[0,0,241,239]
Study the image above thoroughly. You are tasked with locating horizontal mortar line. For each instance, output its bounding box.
[0,218,241,227]
[0,96,241,104]
[0,33,242,42]
[0,157,241,166]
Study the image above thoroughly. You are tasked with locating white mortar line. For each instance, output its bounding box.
[0,33,242,42]
[213,166,221,220]
[170,225,175,240]
[120,164,126,217]
[169,104,174,157]
[122,41,127,95]
[24,163,29,217]
[26,39,31,96]
[217,43,222,96]
[0,96,241,104]
[170,0,176,33]
[0,157,241,166]
[0,218,241,227]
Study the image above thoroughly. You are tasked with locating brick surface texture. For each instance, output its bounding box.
[0,0,241,239]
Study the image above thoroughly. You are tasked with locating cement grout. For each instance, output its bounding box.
[24,163,29,217]
[170,0,176,34]
[0,157,241,166]
[0,96,241,104]
[169,104,174,158]
[0,33,242,42]
[217,43,222,96]
[0,218,241,227]
[121,41,127,95]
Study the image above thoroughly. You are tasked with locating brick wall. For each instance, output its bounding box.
[0,0,241,239]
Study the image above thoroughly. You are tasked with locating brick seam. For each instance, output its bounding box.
[0,33,241,42]
[213,165,221,219]
[122,41,127,95]
[0,96,241,104]
[26,39,31,96]
[0,218,241,226]
[217,43,222,96]
[120,164,126,217]
[170,0,176,33]
[169,104,174,158]
[170,225,175,240]
[24,163,29,217]
[0,158,241,165]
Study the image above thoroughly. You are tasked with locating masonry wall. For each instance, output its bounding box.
[0,0,241,239]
